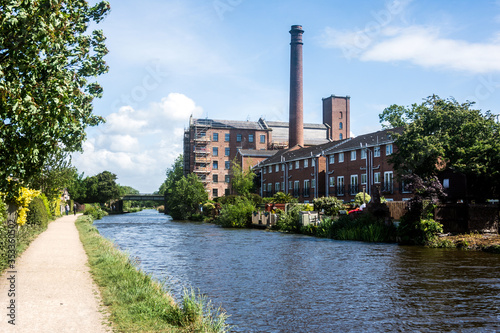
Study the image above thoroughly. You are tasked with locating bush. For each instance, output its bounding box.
[26,197,49,229]
[84,204,108,220]
[270,192,298,204]
[39,193,52,219]
[354,192,371,207]
[274,204,302,233]
[398,216,443,245]
[319,214,397,242]
[313,196,344,216]
[215,198,255,228]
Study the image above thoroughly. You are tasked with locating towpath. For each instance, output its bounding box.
[0,214,111,332]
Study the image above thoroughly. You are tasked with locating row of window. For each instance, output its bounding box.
[212,161,231,170]
[212,174,230,183]
[328,144,393,164]
[264,179,316,195]
[263,158,317,174]
[212,147,231,157]
[212,133,266,143]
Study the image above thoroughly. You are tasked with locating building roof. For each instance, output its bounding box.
[323,127,403,154]
[237,149,279,157]
[192,118,267,130]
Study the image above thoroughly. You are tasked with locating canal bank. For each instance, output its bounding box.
[95,209,500,332]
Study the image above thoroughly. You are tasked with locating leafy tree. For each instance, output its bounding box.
[0,1,110,199]
[66,169,87,203]
[230,159,256,196]
[167,173,208,220]
[159,155,184,195]
[30,151,76,201]
[380,95,500,200]
[84,171,121,205]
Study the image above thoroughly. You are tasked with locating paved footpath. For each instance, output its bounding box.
[0,214,111,332]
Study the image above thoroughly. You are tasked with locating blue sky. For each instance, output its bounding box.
[73,0,500,193]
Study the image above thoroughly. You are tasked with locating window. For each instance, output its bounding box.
[237,134,242,142]
[213,133,219,141]
[339,152,344,162]
[225,161,230,169]
[351,150,356,161]
[329,155,335,164]
[312,159,315,167]
[288,180,292,191]
[263,167,266,174]
[289,163,292,170]
[294,181,300,197]
[225,133,230,142]
[350,175,358,195]
[213,161,218,170]
[260,135,266,143]
[212,147,218,156]
[339,122,343,130]
[384,171,394,193]
[212,174,218,183]
[304,180,310,197]
[225,175,230,183]
[212,189,218,198]
[281,182,285,191]
[275,182,280,192]
[337,176,345,196]
[374,172,381,184]
[295,160,300,169]
[275,164,279,172]
[268,165,272,173]
[386,144,393,155]
[402,179,412,193]
[225,188,230,196]
[361,173,367,185]
[312,179,316,188]
[339,133,343,140]
[340,112,343,119]
[374,146,380,157]
[361,149,367,159]
[281,164,285,171]
[249,134,254,143]
[329,176,334,187]
[304,159,308,168]
[443,179,450,189]
[225,147,230,156]
[267,183,272,193]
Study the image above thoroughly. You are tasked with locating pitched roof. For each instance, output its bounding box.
[324,127,403,154]
[237,149,279,157]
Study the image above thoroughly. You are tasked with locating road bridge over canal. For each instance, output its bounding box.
[115,194,166,212]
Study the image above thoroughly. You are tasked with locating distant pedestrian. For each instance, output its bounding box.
[73,203,77,215]
[65,204,69,215]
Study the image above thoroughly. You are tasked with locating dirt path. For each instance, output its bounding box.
[0,214,111,332]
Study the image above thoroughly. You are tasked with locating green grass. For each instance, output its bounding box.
[75,215,229,332]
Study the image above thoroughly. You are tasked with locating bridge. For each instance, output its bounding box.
[114,194,166,213]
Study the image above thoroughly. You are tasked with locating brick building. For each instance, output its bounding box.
[254,127,411,202]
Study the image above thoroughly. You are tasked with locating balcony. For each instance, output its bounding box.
[194,136,211,143]
[193,167,210,174]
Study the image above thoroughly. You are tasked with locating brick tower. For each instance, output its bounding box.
[322,95,350,141]
[289,25,304,147]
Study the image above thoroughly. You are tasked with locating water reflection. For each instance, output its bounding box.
[95,210,500,332]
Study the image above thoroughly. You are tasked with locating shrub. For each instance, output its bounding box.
[274,204,302,233]
[39,193,52,219]
[398,216,443,245]
[215,198,255,228]
[0,197,6,225]
[26,197,49,229]
[270,192,298,204]
[202,202,216,217]
[313,196,343,216]
[354,192,371,207]
[315,214,397,242]
[84,204,108,220]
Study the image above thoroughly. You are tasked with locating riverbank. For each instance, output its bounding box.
[0,214,111,332]
[75,215,229,332]
[431,233,500,253]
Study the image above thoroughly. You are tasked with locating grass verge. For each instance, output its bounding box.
[75,215,229,332]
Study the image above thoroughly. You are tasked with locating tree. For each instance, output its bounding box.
[159,155,184,195]
[380,95,500,200]
[167,173,208,220]
[230,159,256,196]
[30,151,76,201]
[66,169,87,203]
[0,1,110,199]
[84,171,121,205]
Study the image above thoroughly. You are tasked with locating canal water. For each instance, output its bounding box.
[94,210,500,332]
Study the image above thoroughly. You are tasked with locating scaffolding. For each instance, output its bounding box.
[192,119,213,185]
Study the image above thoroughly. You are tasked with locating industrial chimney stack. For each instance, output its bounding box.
[288,25,304,147]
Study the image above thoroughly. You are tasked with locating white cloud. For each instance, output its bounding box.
[73,93,203,193]
[320,24,500,73]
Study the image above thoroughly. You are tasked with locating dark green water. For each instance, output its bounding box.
[94,210,500,332]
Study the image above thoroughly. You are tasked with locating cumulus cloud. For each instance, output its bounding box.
[319,24,500,73]
[73,93,203,192]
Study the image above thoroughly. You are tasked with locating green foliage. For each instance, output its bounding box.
[167,173,208,220]
[215,198,255,228]
[83,204,108,220]
[398,217,443,245]
[318,214,397,242]
[380,95,500,200]
[354,192,371,206]
[270,192,298,204]
[26,197,49,229]
[230,160,256,196]
[159,155,184,196]
[274,204,303,233]
[0,1,110,199]
[39,193,52,219]
[0,197,7,225]
[84,171,121,204]
[313,196,344,216]
[30,151,76,201]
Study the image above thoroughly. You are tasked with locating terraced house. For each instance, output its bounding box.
[254,127,411,203]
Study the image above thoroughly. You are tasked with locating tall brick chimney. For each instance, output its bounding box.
[289,25,304,147]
